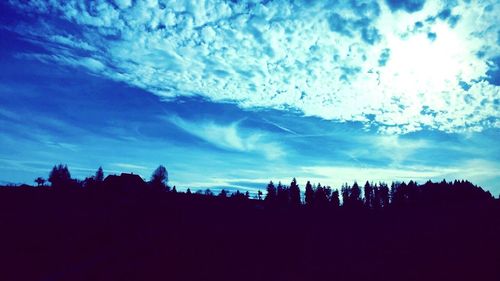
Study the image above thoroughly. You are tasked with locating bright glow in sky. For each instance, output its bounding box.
[0,0,499,194]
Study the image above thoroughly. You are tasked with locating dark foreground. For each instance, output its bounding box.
[1,189,499,281]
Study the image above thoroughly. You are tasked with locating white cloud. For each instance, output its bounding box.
[112,163,150,170]
[7,0,500,133]
[347,134,430,165]
[168,116,284,160]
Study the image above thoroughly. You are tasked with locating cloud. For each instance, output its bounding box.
[5,0,500,134]
[486,56,500,86]
[378,48,391,66]
[113,163,149,170]
[385,0,426,13]
[168,116,284,160]
[262,118,299,135]
[347,134,430,166]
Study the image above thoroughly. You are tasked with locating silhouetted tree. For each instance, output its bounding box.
[84,167,105,189]
[379,182,389,208]
[390,182,397,205]
[289,178,301,206]
[48,164,72,189]
[171,186,177,193]
[186,188,190,194]
[341,183,350,207]
[364,181,373,208]
[150,165,169,192]
[331,189,340,208]
[276,182,290,206]
[265,181,277,203]
[351,182,361,204]
[219,189,228,198]
[407,180,419,206]
[35,177,45,187]
[305,181,314,206]
[95,167,104,182]
[343,182,362,208]
[314,183,328,207]
[257,190,263,200]
[391,181,408,207]
[231,190,248,200]
[204,189,213,196]
[82,176,94,189]
[324,185,332,199]
[372,183,380,209]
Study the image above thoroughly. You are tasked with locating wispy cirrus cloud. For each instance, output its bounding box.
[348,134,430,166]
[168,116,284,160]
[4,0,499,134]
[112,163,150,171]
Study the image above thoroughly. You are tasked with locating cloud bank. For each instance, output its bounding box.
[6,0,500,133]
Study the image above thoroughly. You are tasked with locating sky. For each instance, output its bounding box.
[0,0,499,195]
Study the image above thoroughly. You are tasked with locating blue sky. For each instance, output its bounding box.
[0,0,499,195]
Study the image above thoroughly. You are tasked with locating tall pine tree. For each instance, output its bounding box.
[305,181,314,206]
[290,178,301,206]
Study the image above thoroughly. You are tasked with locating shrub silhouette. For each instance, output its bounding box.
[48,164,74,189]
[150,165,169,192]
[34,177,45,187]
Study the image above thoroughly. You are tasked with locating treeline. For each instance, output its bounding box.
[22,164,497,209]
[264,178,494,208]
[1,164,499,281]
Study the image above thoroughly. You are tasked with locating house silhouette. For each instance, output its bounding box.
[103,173,147,191]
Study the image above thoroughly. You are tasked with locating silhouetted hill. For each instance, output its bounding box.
[1,164,499,281]
[0,179,499,281]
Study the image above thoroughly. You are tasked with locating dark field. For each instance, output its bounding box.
[1,187,499,281]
